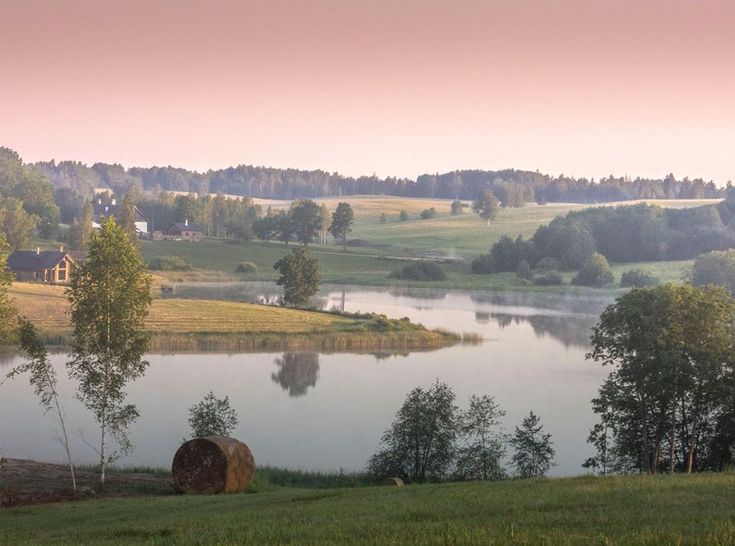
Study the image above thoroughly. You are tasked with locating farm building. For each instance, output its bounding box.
[8,248,87,284]
[93,199,148,236]
[161,220,205,241]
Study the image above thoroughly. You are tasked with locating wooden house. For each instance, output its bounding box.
[163,219,205,241]
[8,248,87,284]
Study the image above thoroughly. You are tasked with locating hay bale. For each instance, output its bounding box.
[381,477,404,487]
[172,436,254,494]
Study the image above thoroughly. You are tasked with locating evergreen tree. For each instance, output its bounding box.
[66,217,152,485]
[329,202,355,249]
[273,247,322,306]
[510,411,555,478]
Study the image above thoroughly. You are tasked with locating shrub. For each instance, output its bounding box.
[572,253,615,288]
[692,250,735,295]
[235,261,258,274]
[379,213,387,223]
[515,259,532,281]
[399,210,409,221]
[533,271,564,286]
[148,255,192,271]
[620,268,659,288]
[420,207,437,220]
[535,257,561,272]
[471,255,495,274]
[391,261,446,281]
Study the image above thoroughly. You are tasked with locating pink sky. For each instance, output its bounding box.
[1,0,734,182]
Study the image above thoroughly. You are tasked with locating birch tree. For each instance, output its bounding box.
[66,217,152,485]
[6,319,77,494]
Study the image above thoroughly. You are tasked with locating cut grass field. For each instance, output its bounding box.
[8,282,457,351]
[2,472,735,545]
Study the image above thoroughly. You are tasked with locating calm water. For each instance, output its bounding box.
[0,285,615,476]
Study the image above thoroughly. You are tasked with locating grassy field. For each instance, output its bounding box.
[2,473,735,544]
[132,197,710,290]
[8,282,457,351]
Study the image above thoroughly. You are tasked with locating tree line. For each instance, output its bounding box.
[473,200,735,278]
[30,147,726,204]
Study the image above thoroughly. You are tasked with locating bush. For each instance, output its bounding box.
[692,250,735,295]
[572,253,615,288]
[533,271,564,286]
[420,208,437,220]
[148,255,192,271]
[379,213,387,223]
[515,259,532,281]
[471,255,495,274]
[235,261,258,274]
[391,261,446,281]
[399,210,409,221]
[620,268,659,288]
[535,257,561,272]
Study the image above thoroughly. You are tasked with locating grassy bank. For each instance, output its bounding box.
[2,470,735,544]
[8,283,458,351]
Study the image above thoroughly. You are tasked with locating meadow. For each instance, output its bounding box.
[132,197,712,290]
[2,472,735,545]
[7,283,457,351]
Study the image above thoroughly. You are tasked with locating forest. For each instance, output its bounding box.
[34,152,725,204]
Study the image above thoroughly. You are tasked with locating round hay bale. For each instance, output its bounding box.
[381,477,404,487]
[172,436,254,494]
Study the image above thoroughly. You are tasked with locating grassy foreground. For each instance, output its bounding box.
[2,473,735,545]
[8,283,458,351]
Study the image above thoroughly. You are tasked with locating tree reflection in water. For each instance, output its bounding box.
[488,312,596,348]
[271,353,320,397]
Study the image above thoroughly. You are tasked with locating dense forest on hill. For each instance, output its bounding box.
[34,156,725,204]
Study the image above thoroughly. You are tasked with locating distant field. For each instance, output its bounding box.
[3,473,735,545]
[244,197,722,259]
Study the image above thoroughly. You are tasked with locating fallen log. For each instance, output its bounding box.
[172,436,255,494]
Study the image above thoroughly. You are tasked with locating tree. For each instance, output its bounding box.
[515,259,533,281]
[329,202,354,250]
[379,212,387,223]
[368,380,458,483]
[0,233,15,346]
[399,210,409,221]
[572,253,614,288]
[510,411,555,478]
[0,197,39,250]
[253,214,280,243]
[66,217,152,485]
[117,194,138,242]
[273,247,322,306]
[472,190,500,225]
[68,201,93,250]
[319,204,331,245]
[289,199,323,246]
[450,200,464,215]
[420,207,437,219]
[454,395,506,481]
[188,392,239,437]
[6,319,77,494]
[587,284,735,474]
[692,250,735,295]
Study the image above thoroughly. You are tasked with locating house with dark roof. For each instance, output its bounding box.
[162,219,205,241]
[8,247,87,284]
[93,199,148,236]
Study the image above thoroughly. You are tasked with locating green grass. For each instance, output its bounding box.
[137,198,707,291]
[3,473,735,544]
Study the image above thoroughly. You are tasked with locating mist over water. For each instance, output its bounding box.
[0,285,613,476]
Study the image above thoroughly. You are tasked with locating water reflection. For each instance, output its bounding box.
[271,353,320,397]
[491,313,596,349]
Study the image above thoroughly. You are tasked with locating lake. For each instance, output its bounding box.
[0,284,615,476]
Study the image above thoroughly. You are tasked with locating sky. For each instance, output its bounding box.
[1,0,734,182]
